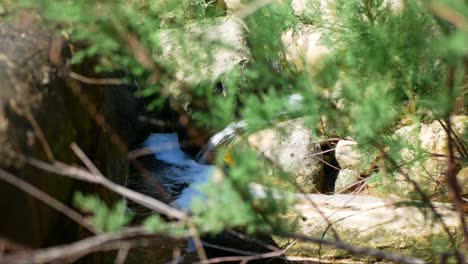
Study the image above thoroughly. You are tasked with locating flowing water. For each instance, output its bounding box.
[131,125,289,263]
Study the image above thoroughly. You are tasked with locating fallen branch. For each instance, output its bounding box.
[0,168,97,234]
[288,233,427,264]
[71,142,208,262]
[69,71,130,86]
[0,227,179,264]
[2,147,186,220]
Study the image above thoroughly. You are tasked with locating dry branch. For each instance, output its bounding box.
[0,227,177,264]
[0,168,97,234]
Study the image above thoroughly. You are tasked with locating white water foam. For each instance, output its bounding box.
[143,133,215,210]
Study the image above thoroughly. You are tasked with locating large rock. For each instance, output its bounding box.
[419,116,467,176]
[281,25,330,72]
[273,193,464,261]
[248,118,324,192]
[334,169,360,193]
[370,117,467,201]
[334,139,370,172]
[0,22,149,249]
[155,17,249,104]
[457,167,468,198]
[291,0,404,20]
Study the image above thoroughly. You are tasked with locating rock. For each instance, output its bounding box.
[334,139,364,171]
[291,0,335,21]
[224,0,244,11]
[419,116,467,177]
[291,0,404,20]
[334,169,360,193]
[394,123,420,159]
[272,193,464,261]
[248,118,324,192]
[370,117,467,201]
[458,167,468,197]
[155,17,249,104]
[281,25,330,72]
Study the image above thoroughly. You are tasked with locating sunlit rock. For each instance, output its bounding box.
[281,25,330,72]
[370,116,467,201]
[155,17,249,103]
[291,0,404,20]
[335,139,364,171]
[334,169,360,193]
[248,118,324,192]
[273,193,463,261]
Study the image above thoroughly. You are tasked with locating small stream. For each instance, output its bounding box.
[129,127,286,264]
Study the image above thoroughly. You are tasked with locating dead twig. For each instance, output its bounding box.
[430,3,468,30]
[69,143,187,220]
[2,147,186,220]
[0,227,179,264]
[113,243,131,264]
[197,249,283,264]
[21,105,55,162]
[288,233,426,264]
[188,223,208,263]
[376,145,463,260]
[69,71,129,86]
[443,66,468,250]
[0,168,97,234]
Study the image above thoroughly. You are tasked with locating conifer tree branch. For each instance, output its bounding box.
[444,65,468,250]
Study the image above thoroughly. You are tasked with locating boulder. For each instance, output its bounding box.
[281,25,330,72]
[334,139,367,172]
[334,169,360,193]
[273,193,464,261]
[291,0,404,20]
[248,118,324,192]
[457,167,468,197]
[369,117,467,201]
[419,116,467,177]
[155,17,249,104]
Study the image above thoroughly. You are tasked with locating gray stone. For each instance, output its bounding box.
[248,118,324,192]
[457,167,468,197]
[155,17,249,104]
[334,169,360,193]
[335,139,363,171]
[271,192,464,261]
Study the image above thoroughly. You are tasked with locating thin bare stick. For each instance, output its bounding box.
[376,146,460,254]
[288,233,426,264]
[201,241,258,256]
[2,147,187,221]
[0,227,177,264]
[443,65,468,250]
[69,144,187,220]
[0,168,97,234]
[69,71,129,86]
[0,237,30,253]
[198,249,283,264]
[70,143,105,178]
[114,243,130,264]
[430,3,468,30]
[23,107,55,162]
[227,229,280,251]
[171,247,182,264]
[188,223,208,263]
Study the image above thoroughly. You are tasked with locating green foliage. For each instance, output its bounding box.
[15,1,468,257]
[73,192,133,232]
[143,214,187,236]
